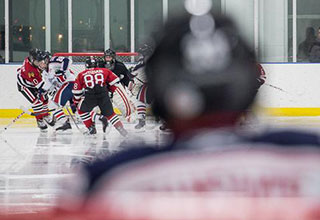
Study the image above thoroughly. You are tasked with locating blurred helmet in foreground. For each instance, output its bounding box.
[146,12,259,132]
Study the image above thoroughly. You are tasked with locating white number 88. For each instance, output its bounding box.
[84,73,104,88]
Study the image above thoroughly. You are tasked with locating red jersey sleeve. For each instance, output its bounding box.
[72,72,85,102]
[104,69,120,86]
[103,69,120,92]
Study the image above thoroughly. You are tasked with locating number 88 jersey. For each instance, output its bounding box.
[72,67,120,97]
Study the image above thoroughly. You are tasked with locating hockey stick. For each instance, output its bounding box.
[135,77,145,84]
[264,83,287,93]
[65,107,84,134]
[0,111,26,134]
[20,106,56,116]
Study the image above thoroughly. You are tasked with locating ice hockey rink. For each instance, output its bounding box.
[0,117,172,214]
[1,113,320,214]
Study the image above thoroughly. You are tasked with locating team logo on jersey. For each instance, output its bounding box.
[28,72,35,78]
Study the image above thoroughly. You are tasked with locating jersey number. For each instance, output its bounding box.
[84,73,104,88]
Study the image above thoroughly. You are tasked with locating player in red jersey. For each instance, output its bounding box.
[17,49,55,131]
[72,57,128,136]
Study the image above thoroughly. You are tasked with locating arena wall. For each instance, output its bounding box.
[0,63,320,118]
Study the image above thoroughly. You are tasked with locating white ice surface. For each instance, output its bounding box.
[1,115,320,213]
[0,118,171,213]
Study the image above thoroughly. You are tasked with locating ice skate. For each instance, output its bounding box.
[86,124,97,135]
[55,119,72,133]
[37,119,48,132]
[43,114,56,127]
[98,115,109,133]
[134,118,146,131]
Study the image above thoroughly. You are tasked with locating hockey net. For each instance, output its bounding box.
[53,52,139,75]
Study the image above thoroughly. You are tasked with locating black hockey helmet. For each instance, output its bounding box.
[29,48,48,62]
[29,48,50,69]
[104,48,116,69]
[104,48,116,59]
[29,48,38,62]
[85,56,97,69]
[146,12,259,133]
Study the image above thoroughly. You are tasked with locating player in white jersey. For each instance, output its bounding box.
[44,54,76,132]
[130,45,153,130]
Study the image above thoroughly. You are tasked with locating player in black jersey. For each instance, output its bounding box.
[98,48,133,88]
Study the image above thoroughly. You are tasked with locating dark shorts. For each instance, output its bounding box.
[80,93,114,117]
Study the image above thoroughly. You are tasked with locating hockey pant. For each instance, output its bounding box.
[135,84,152,120]
[50,82,74,123]
[17,84,49,120]
[77,93,123,131]
[112,84,136,119]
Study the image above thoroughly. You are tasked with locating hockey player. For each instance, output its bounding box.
[17,48,55,131]
[45,54,76,132]
[67,12,320,218]
[99,48,135,121]
[72,57,128,136]
[129,45,153,130]
[57,11,320,220]
[130,44,169,131]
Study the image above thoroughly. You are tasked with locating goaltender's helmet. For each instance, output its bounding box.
[104,48,116,69]
[104,48,116,58]
[85,56,97,69]
[146,12,259,133]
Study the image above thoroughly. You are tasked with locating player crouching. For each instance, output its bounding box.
[72,57,128,136]
[17,49,55,131]
[44,54,76,133]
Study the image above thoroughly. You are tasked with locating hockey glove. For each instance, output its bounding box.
[37,88,48,101]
